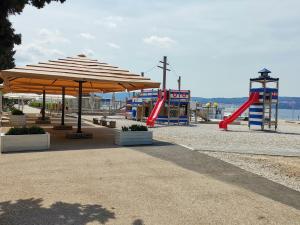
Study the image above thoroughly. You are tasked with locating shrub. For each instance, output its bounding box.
[29,102,42,108]
[28,126,46,134]
[122,124,148,132]
[6,126,45,135]
[129,124,148,131]
[11,108,24,115]
[6,127,28,135]
[122,126,129,131]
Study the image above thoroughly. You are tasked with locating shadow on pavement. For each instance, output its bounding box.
[132,219,144,225]
[0,198,115,225]
[48,127,118,152]
[131,142,300,210]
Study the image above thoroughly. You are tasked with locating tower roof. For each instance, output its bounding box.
[250,68,278,82]
[258,68,271,74]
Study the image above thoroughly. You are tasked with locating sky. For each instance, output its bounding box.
[9,0,300,97]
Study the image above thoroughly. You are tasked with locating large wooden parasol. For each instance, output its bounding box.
[0,54,160,136]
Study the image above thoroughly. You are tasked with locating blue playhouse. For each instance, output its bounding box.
[126,89,191,125]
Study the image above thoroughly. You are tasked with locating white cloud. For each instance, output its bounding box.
[107,42,120,49]
[14,28,69,65]
[15,44,64,65]
[38,28,70,44]
[94,16,124,29]
[79,32,96,40]
[143,35,176,48]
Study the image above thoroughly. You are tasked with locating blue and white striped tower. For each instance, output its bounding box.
[249,69,279,130]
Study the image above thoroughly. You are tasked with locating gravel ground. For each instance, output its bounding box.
[202,151,300,192]
[85,115,300,192]
[152,122,300,156]
[94,116,300,156]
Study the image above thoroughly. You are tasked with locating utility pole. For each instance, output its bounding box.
[158,56,170,91]
[178,76,181,91]
[141,72,144,93]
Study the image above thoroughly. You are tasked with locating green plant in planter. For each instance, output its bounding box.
[121,125,148,132]
[6,127,28,135]
[129,124,148,131]
[6,126,45,135]
[122,126,129,131]
[28,126,46,134]
[11,108,24,115]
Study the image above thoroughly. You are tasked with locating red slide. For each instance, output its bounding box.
[146,91,166,127]
[219,92,260,130]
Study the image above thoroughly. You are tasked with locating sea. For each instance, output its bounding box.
[277,109,300,121]
[224,106,300,121]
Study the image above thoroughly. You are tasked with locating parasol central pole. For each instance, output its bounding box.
[61,87,65,126]
[76,81,85,133]
[42,89,46,120]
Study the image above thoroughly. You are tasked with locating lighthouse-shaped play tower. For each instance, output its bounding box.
[219,68,279,130]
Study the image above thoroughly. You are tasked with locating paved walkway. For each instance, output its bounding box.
[0,139,299,224]
[22,105,41,114]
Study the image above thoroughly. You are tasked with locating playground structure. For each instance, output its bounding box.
[125,56,191,127]
[126,89,191,126]
[194,102,224,122]
[219,68,279,130]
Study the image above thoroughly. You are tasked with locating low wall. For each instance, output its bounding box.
[115,131,153,146]
[0,132,50,153]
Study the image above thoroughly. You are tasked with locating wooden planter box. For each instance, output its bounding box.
[0,132,50,153]
[106,121,116,128]
[9,115,26,127]
[115,130,153,146]
[93,118,99,124]
[53,125,73,130]
[100,120,107,126]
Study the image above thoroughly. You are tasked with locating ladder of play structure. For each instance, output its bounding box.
[198,109,210,121]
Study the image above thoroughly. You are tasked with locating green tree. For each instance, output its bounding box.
[0,0,66,71]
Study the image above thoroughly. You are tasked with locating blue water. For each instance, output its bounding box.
[278,109,300,121]
[224,106,300,121]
